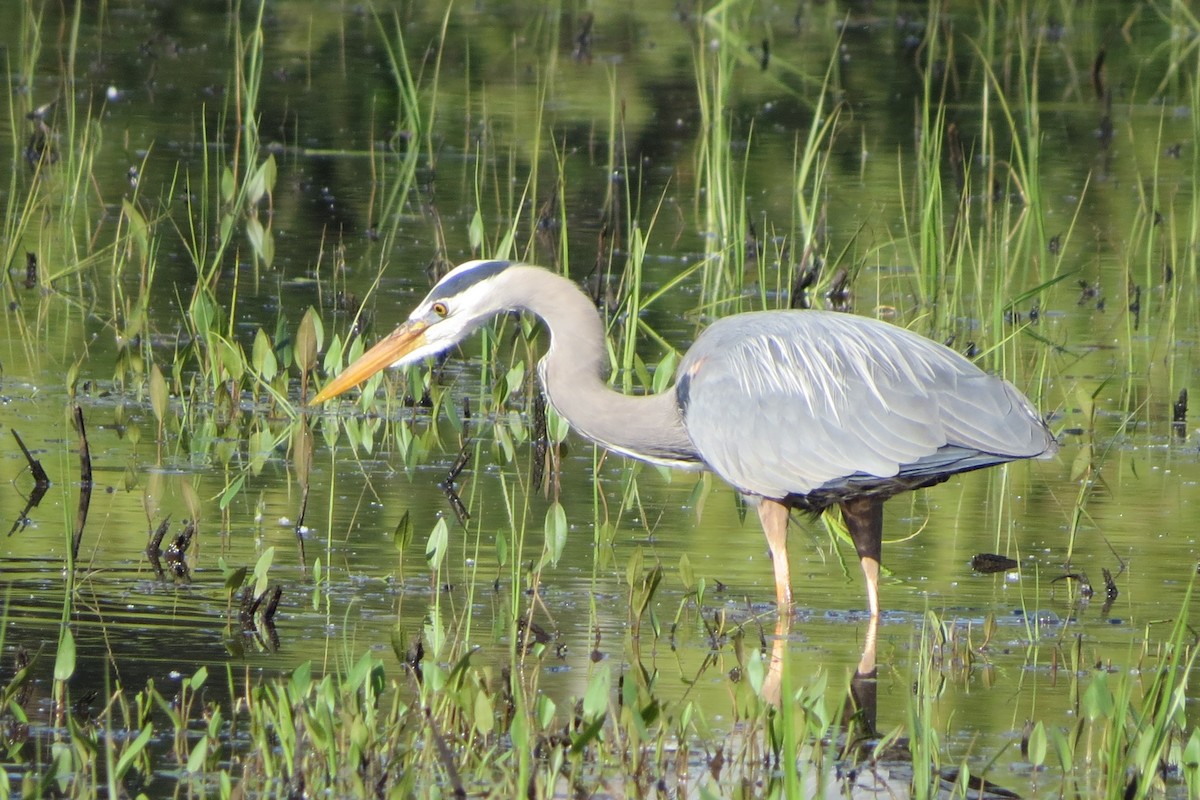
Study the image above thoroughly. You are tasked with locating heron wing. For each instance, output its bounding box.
[676,310,1053,499]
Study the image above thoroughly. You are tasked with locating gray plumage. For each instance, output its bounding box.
[677,310,1054,508]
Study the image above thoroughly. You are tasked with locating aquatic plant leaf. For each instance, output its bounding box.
[544,502,567,566]
[114,724,152,779]
[468,208,484,253]
[504,361,525,400]
[652,349,679,395]
[678,553,695,591]
[745,648,764,696]
[181,480,202,523]
[149,363,168,424]
[570,715,606,754]
[53,629,76,681]
[583,665,610,722]
[221,561,248,593]
[253,547,276,599]
[393,510,412,553]
[187,737,208,773]
[220,166,236,203]
[246,155,276,205]
[495,529,508,567]
[121,199,149,260]
[219,475,245,511]
[1049,725,1073,772]
[189,291,218,341]
[1083,673,1113,721]
[320,333,343,378]
[425,517,449,570]
[474,691,494,736]
[295,308,320,375]
[1027,720,1047,767]
[250,328,276,383]
[245,214,274,266]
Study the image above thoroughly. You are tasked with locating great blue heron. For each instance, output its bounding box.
[312,259,1057,617]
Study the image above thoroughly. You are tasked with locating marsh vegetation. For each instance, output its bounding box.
[2,1,1200,797]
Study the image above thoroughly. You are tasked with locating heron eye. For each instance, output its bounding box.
[431,301,449,317]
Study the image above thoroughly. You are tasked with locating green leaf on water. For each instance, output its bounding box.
[121,199,149,258]
[582,664,610,722]
[474,690,494,736]
[321,332,343,378]
[252,328,278,382]
[544,502,567,566]
[219,474,245,511]
[745,648,765,695]
[220,166,236,203]
[246,154,276,205]
[495,529,508,567]
[1027,720,1047,767]
[149,363,168,424]
[393,510,413,553]
[570,714,606,754]
[425,517,449,570]
[678,553,695,592]
[186,737,208,773]
[652,349,679,394]
[114,724,152,779]
[504,361,525,400]
[295,308,320,375]
[468,207,484,253]
[1050,725,1073,772]
[534,695,556,730]
[1083,672,1113,721]
[253,547,275,598]
[222,563,248,593]
[189,291,217,341]
[54,628,76,681]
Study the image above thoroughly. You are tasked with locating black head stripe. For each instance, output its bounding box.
[428,260,513,302]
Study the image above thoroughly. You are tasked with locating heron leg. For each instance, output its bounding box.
[757,498,792,608]
[839,497,884,618]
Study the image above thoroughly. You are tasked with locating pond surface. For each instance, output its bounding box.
[2,0,1200,795]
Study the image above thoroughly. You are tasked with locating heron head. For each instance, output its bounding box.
[311,259,515,404]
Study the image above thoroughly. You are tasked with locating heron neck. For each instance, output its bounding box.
[506,267,699,467]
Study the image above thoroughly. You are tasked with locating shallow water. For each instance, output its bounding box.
[2,1,1200,795]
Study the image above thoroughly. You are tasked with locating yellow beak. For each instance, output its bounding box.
[310,321,428,404]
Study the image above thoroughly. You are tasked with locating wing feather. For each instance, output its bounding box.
[677,310,1054,499]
